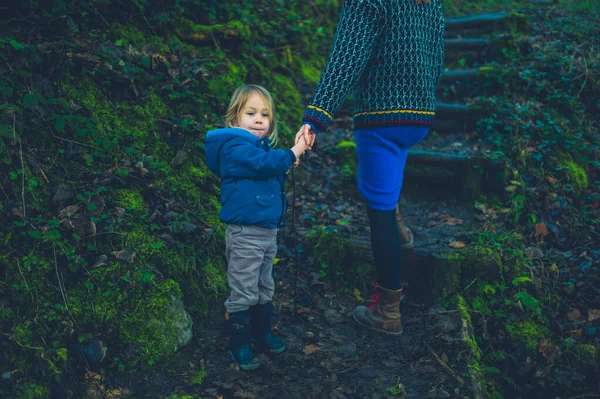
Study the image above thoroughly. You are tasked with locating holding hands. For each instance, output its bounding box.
[291,124,316,166]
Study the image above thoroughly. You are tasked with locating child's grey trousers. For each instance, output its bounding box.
[224,224,277,314]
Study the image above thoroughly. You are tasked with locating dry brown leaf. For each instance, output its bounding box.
[303,344,322,355]
[588,309,600,322]
[539,338,559,360]
[567,308,583,321]
[449,241,467,249]
[535,223,549,237]
[566,329,583,340]
[441,215,464,225]
[296,306,311,314]
[545,176,558,185]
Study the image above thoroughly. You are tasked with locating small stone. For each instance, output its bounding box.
[524,246,544,259]
[2,371,11,379]
[114,207,126,218]
[324,309,344,326]
[304,331,315,339]
[93,255,108,269]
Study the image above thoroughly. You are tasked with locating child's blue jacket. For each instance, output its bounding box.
[205,128,297,228]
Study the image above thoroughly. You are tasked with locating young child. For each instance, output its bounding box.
[205,84,311,370]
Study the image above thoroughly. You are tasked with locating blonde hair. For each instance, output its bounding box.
[225,84,279,146]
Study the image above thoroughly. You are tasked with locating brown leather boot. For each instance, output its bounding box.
[396,203,414,249]
[352,285,403,335]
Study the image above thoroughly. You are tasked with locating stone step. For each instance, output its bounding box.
[445,12,530,38]
[440,69,478,84]
[403,126,507,197]
[444,36,515,65]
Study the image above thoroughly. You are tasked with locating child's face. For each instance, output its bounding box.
[237,92,271,139]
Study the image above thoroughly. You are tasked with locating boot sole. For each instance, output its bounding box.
[352,312,404,336]
[251,339,286,355]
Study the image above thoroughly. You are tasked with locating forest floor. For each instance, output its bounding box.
[95,123,484,399]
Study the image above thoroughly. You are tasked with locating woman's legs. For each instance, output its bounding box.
[355,126,428,288]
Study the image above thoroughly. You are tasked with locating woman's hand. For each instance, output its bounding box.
[295,124,316,148]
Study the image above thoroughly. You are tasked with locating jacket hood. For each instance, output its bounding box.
[205,127,259,176]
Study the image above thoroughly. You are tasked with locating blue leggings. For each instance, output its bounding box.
[355,126,429,210]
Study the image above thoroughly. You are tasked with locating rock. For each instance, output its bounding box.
[58,204,80,218]
[2,371,11,379]
[93,255,108,268]
[76,337,107,364]
[171,149,188,167]
[324,309,344,326]
[114,207,126,218]
[112,250,136,263]
[52,185,74,206]
[156,295,193,352]
[524,246,544,259]
[304,331,315,339]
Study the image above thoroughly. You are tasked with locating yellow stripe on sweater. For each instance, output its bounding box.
[355,109,435,116]
[307,105,333,119]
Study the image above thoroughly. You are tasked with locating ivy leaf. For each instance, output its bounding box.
[55,115,66,132]
[23,93,38,108]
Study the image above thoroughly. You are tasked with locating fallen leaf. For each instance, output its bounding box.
[539,338,559,360]
[535,223,549,237]
[58,205,80,218]
[272,257,285,265]
[545,176,558,185]
[567,308,583,321]
[353,288,364,302]
[566,329,583,340]
[588,309,600,322]
[449,241,466,249]
[296,306,311,314]
[550,263,559,273]
[303,344,321,355]
[441,215,463,225]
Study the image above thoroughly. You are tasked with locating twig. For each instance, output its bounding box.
[88,1,110,27]
[462,277,478,292]
[54,244,76,324]
[51,133,108,152]
[16,260,35,301]
[141,12,157,36]
[18,138,26,218]
[428,345,465,385]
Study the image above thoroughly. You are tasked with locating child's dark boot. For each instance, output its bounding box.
[225,310,260,370]
[249,302,286,355]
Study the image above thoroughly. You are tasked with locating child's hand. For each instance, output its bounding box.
[291,139,310,163]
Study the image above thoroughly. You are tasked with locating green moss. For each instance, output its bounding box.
[300,61,324,85]
[506,319,550,353]
[111,189,146,212]
[554,153,588,194]
[440,246,504,298]
[16,383,50,399]
[574,344,597,365]
[110,23,170,53]
[311,227,372,288]
[191,365,208,385]
[337,141,357,181]
[175,18,252,43]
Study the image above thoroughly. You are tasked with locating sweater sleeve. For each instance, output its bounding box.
[221,139,296,179]
[302,0,384,133]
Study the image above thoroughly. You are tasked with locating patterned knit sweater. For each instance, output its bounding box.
[302,0,445,132]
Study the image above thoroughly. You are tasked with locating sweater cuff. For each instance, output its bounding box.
[286,149,297,163]
[303,105,332,133]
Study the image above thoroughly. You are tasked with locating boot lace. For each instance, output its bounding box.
[368,281,380,310]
